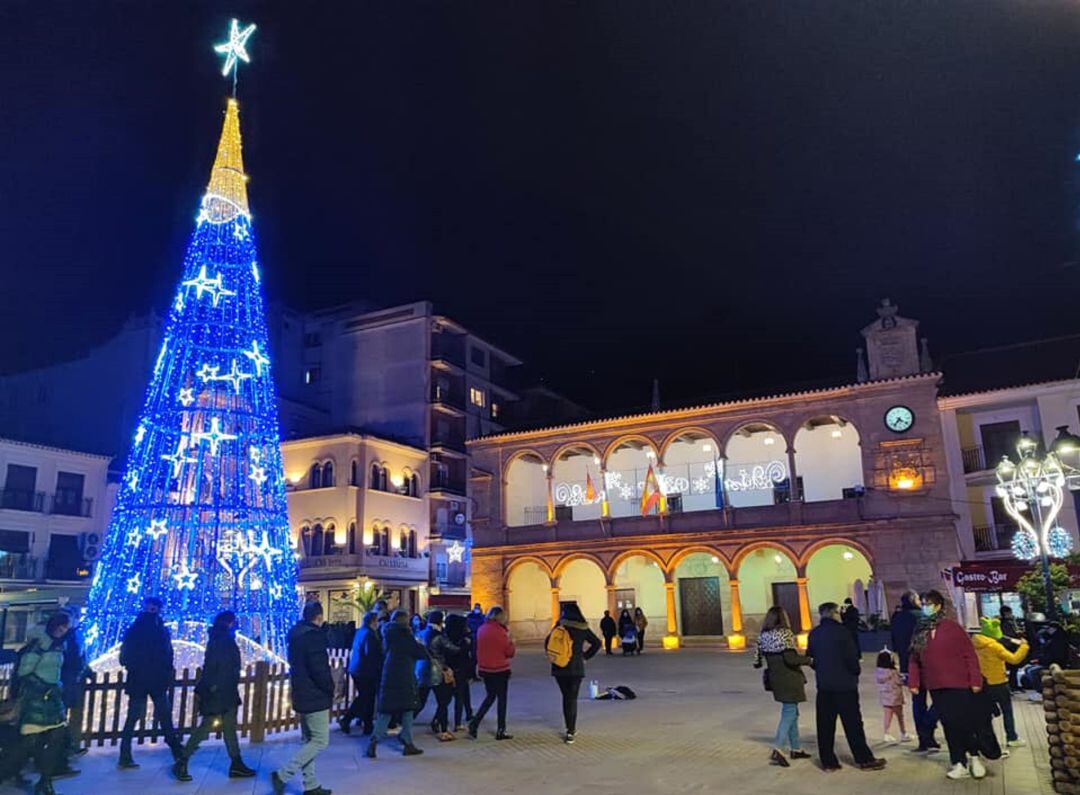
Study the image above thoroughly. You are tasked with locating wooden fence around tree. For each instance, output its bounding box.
[0,649,354,747]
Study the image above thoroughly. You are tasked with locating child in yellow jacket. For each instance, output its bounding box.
[971,617,1028,747]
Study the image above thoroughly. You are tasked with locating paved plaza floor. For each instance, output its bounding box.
[2,647,1051,795]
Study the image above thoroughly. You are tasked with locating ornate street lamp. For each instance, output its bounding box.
[995,428,1080,621]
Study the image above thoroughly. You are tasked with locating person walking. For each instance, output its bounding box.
[600,610,617,655]
[367,610,426,758]
[16,612,72,795]
[173,611,255,782]
[339,610,383,736]
[753,606,812,767]
[874,650,910,743]
[842,597,861,654]
[547,602,601,744]
[118,597,183,768]
[998,606,1024,692]
[890,589,940,753]
[415,611,459,741]
[908,590,986,781]
[466,603,486,679]
[633,607,649,654]
[617,609,635,656]
[271,602,334,795]
[807,602,885,772]
[444,614,474,732]
[58,611,88,767]
[971,616,1029,750]
[469,606,515,740]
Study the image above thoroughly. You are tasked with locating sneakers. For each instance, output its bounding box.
[857,758,886,771]
[402,744,424,756]
[789,750,811,760]
[467,719,479,739]
[564,732,575,745]
[899,733,914,743]
[882,733,898,744]
[969,755,986,779]
[946,763,970,780]
[1007,738,1026,748]
[769,748,790,767]
[495,729,514,740]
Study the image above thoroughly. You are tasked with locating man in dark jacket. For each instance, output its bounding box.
[367,610,426,758]
[339,610,383,736]
[59,611,89,764]
[118,597,183,768]
[272,602,335,795]
[890,590,940,753]
[466,603,485,679]
[600,610,617,655]
[414,610,460,738]
[807,602,885,772]
[173,611,255,782]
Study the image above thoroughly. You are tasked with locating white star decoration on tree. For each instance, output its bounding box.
[193,417,237,456]
[249,531,283,570]
[145,518,169,541]
[219,359,252,393]
[243,341,270,376]
[162,436,197,478]
[269,583,283,599]
[126,529,142,547]
[173,562,199,590]
[178,387,195,407]
[249,464,268,486]
[126,572,142,595]
[182,265,235,306]
[214,18,257,78]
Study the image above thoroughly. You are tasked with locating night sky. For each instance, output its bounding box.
[3,2,1080,413]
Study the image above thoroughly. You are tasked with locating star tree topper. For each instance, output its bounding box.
[214,19,257,79]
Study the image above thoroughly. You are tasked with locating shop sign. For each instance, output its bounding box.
[953,562,1080,592]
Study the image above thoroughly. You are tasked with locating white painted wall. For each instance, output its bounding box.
[793,423,863,502]
[505,457,548,527]
[612,556,666,631]
[605,445,655,517]
[724,430,787,508]
[736,549,797,632]
[507,561,552,640]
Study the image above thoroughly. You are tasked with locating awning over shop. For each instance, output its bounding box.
[950,561,1080,593]
[428,593,471,610]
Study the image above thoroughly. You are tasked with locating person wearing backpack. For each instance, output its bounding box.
[546,602,601,744]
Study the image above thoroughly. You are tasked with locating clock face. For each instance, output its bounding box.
[884,405,914,433]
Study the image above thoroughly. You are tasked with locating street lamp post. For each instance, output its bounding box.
[995,427,1080,621]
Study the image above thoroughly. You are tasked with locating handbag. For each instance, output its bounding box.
[762,668,772,692]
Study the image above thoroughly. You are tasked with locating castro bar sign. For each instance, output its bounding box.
[953,562,1080,592]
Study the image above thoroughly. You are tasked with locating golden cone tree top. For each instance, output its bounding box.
[203,99,249,223]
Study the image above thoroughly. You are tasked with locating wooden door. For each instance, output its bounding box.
[771,581,802,631]
[679,576,724,636]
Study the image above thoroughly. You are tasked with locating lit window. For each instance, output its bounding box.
[304,367,320,384]
[491,401,500,419]
[470,387,485,408]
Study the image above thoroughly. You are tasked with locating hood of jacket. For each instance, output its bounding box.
[560,619,590,631]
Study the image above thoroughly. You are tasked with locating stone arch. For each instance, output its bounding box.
[506,557,556,640]
[731,540,799,572]
[658,426,723,461]
[666,545,731,577]
[549,441,603,471]
[503,450,549,527]
[606,547,669,583]
[734,542,800,634]
[602,433,660,464]
[604,435,661,518]
[552,551,610,582]
[504,554,554,581]
[555,556,608,628]
[803,541,875,617]
[719,420,788,455]
[793,414,865,503]
[722,421,791,508]
[797,536,875,570]
[550,443,604,522]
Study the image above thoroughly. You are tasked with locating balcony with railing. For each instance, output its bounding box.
[962,446,988,474]
[0,554,41,580]
[50,492,93,518]
[430,383,466,411]
[0,489,45,513]
[431,333,466,369]
[973,523,1019,553]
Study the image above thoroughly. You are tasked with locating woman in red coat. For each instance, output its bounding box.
[468,606,516,740]
[908,590,985,781]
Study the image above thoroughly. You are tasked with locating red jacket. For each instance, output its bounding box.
[476,619,515,674]
[908,618,982,692]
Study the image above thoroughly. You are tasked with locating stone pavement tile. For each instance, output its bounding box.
[0,649,1050,795]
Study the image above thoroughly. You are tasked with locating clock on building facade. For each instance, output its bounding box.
[884,405,914,433]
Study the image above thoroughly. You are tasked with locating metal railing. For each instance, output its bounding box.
[50,492,93,517]
[0,554,40,580]
[0,488,45,513]
[962,446,988,474]
[431,385,465,409]
[973,523,1018,552]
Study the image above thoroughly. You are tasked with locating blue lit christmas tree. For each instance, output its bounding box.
[84,21,297,660]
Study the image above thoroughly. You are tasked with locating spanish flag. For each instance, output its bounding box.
[640,463,665,516]
[584,468,597,503]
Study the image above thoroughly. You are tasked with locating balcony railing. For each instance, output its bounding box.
[0,554,40,580]
[431,431,466,453]
[431,335,466,368]
[430,385,466,410]
[50,493,93,518]
[0,489,45,513]
[962,446,988,474]
[430,472,466,495]
[973,523,1019,553]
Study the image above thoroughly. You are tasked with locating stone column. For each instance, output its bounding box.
[606,583,617,615]
[662,581,680,650]
[550,584,561,626]
[786,446,799,501]
[796,576,812,632]
[728,577,746,649]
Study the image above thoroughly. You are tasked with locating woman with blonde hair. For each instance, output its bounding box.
[754,605,812,767]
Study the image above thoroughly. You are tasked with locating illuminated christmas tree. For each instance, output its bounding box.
[84,21,297,660]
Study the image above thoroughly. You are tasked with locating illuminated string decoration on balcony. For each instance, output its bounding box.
[83,21,298,662]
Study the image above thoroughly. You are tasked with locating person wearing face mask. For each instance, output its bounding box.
[172,611,255,782]
[890,590,940,753]
[908,590,985,781]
